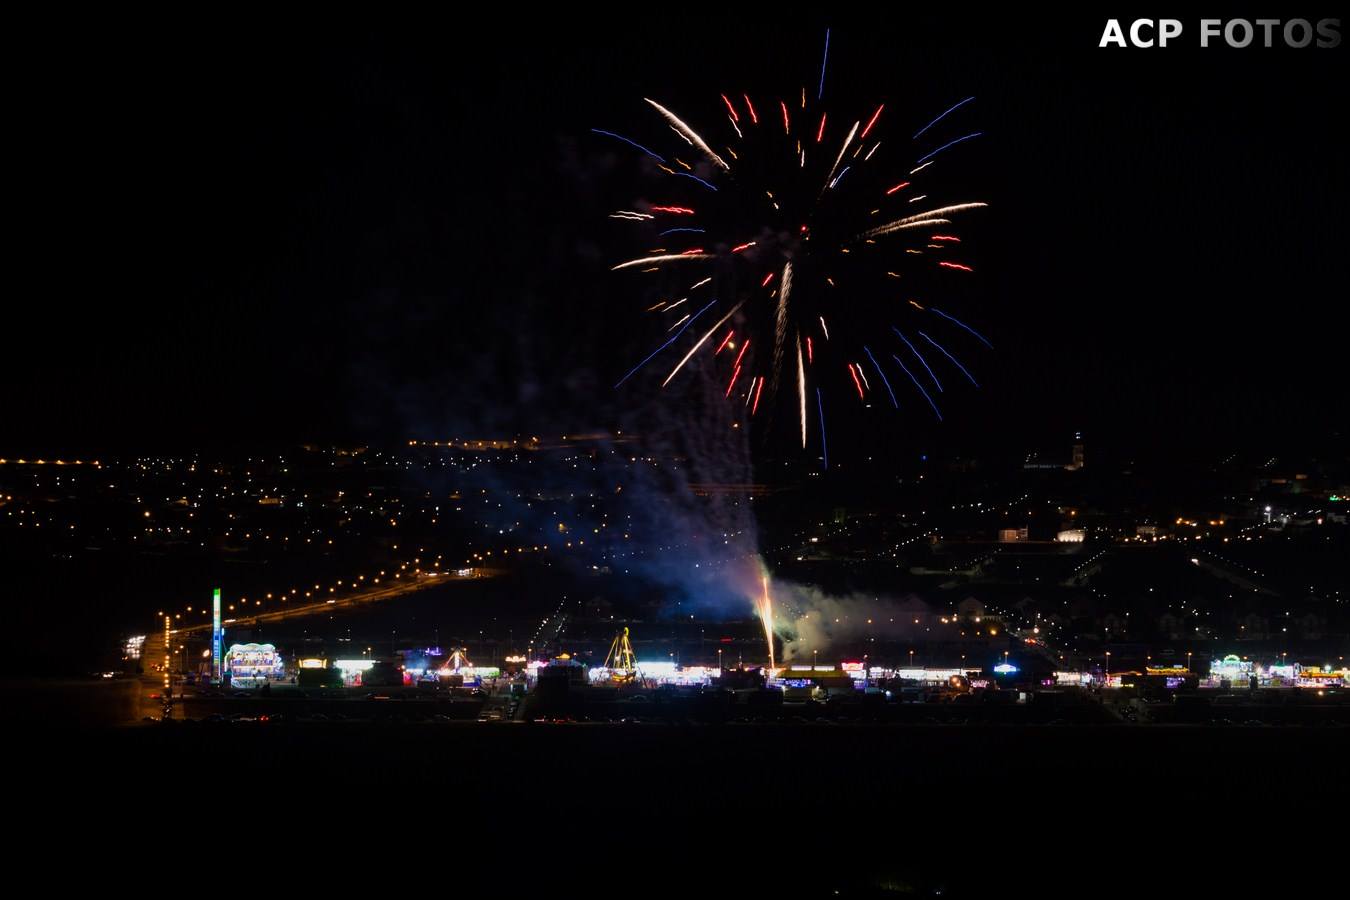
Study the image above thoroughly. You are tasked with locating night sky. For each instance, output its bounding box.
[8,12,1346,462]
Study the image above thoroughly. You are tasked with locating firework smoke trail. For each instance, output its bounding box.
[931,308,994,348]
[861,104,884,140]
[916,131,983,165]
[816,387,828,468]
[757,567,777,671]
[721,93,739,121]
[644,98,731,172]
[661,301,746,387]
[818,28,831,100]
[674,172,719,191]
[615,299,717,387]
[822,119,860,194]
[796,333,808,448]
[919,331,980,386]
[864,345,898,407]
[590,128,666,163]
[860,203,988,239]
[611,253,713,270]
[891,353,943,421]
[912,96,974,140]
[892,327,943,392]
[770,260,795,395]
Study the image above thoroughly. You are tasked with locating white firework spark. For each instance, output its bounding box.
[644,98,731,172]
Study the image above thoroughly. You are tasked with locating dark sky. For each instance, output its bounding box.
[7,12,1346,462]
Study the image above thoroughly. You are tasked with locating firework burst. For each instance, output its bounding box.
[597,31,991,466]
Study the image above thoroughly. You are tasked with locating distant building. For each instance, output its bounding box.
[999,527,1029,543]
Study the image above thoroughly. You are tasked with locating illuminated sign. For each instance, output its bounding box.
[225,643,285,686]
[334,659,377,672]
[993,663,1019,674]
[211,588,223,683]
[437,666,502,679]
[298,658,327,669]
[163,615,171,693]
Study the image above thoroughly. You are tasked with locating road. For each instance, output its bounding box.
[170,567,501,636]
